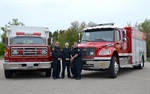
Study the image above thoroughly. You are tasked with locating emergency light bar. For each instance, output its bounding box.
[33,32,41,36]
[16,32,25,35]
[16,32,41,36]
[91,23,114,27]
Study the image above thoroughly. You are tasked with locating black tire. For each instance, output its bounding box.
[133,56,144,69]
[109,56,119,78]
[4,70,13,78]
[45,68,51,77]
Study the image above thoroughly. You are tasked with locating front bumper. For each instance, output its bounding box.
[3,62,52,70]
[82,57,111,70]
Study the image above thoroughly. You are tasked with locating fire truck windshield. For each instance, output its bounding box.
[81,29,114,42]
[12,36,44,44]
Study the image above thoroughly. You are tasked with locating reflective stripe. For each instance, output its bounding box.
[119,53,132,56]
[94,57,111,60]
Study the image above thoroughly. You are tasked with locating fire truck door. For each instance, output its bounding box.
[115,30,122,52]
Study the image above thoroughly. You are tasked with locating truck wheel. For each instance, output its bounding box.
[4,70,13,78]
[45,68,51,77]
[133,56,144,69]
[109,56,119,78]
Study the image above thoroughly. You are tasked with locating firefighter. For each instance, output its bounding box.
[52,42,61,79]
[61,43,71,78]
[71,42,82,80]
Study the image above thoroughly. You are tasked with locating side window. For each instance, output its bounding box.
[116,30,120,41]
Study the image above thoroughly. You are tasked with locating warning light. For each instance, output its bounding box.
[16,32,25,35]
[33,32,41,36]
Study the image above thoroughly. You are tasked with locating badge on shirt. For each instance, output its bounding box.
[78,49,80,51]
[52,48,54,50]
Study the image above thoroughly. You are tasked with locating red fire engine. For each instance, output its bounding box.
[78,23,146,78]
[3,26,52,78]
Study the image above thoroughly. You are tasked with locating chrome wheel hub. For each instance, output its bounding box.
[114,61,119,74]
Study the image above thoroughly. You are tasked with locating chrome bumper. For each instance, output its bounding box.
[82,57,111,69]
[3,62,52,70]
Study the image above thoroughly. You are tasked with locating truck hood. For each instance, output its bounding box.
[10,44,48,47]
[78,42,114,48]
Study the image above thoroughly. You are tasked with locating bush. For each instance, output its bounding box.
[0,42,5,56]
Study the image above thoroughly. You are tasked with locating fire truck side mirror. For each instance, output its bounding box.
[122,30,126,38]
[122,30,127,42]
[123,38,126,42]
[78,33,81,43]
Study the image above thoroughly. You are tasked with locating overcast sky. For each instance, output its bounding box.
[0,0,150,35]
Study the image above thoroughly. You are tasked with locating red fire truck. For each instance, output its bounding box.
[78,23,146,78]
[3,26,52,78]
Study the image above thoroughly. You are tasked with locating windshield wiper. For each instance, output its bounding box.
[93,39,107,42]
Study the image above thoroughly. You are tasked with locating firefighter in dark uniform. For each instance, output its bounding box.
[61,43,71,78]
[52,42,61,79]
[71,42,82,80]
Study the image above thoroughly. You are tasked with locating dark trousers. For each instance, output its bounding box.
[72,59,82,78]
[61,60,71,78]
[52,60,61,78]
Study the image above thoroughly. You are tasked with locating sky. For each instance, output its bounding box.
[0,0,150,36]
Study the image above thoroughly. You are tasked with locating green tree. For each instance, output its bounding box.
[58,21,87,49]
[0,42,5,56]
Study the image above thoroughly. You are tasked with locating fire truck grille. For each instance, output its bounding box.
[82,48,96,56]
[11,47,48,56]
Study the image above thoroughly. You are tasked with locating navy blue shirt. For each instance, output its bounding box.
[52,46,61,60]
[62,48,71,60]
[72,47,82,60]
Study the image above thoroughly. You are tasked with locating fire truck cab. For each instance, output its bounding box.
[78,23,146,78]
[3,26,52,78]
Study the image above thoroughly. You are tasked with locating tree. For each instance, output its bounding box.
[87,21,97,26]
[57,21,88,49]
[0,42,5,56]
[8,19,25,26]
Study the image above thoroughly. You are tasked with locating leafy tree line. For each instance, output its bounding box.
[0,18,150,58]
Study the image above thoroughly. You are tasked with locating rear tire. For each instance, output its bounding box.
[133,56,144,69]
[45,68,51,77]
[109,56,119,78]
[4,70,13,78]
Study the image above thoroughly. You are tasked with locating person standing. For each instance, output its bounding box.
[71,42,82,80]
[52,42,61,79]
[61,43,71,78]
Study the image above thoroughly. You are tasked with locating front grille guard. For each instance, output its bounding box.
[11,47,48,56]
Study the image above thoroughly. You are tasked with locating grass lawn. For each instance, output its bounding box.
[147,57,150,62]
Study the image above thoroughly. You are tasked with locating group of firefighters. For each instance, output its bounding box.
[52,42,82,80]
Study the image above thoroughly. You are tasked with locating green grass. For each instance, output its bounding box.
[0,55,4,60]
[147,57,150,62]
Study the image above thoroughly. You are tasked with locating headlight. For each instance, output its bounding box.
[99,50,111,55]
[90,52,95,55]
[41,49,47,54]
[12,49,18,54]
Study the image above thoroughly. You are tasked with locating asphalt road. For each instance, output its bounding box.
[0,60,150,94]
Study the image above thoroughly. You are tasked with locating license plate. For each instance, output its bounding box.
[100,62,106,67]
[27,63,33,69]
[27,66,33,69]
